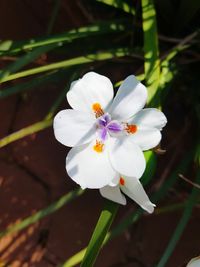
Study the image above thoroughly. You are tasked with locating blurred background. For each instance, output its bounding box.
[0,0,199,266]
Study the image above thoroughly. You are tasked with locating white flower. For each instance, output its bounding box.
[53,72,167,212]
[187,256,200,267]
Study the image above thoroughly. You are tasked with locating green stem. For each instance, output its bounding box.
[80,200,119,267]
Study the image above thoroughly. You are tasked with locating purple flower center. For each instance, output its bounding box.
[97,113,123,142]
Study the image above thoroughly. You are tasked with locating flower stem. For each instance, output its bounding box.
[80,200,119,267]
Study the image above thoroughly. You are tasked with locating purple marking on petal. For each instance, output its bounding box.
[107,121,123,133]
[99,127,108,142]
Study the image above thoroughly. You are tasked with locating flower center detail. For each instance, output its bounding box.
[125,123,137,134]
[92,102,104,118]
[97,113,123,142]
[119,177,125,186]
[93,140,104,153]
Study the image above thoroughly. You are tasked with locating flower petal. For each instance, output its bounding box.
[187,257,200,267]
[53,109,96,147]
[100,185,126,205]
[129,108,167,130]
[67,72,114,113]
[109,75,147,120]
[128,126,161,151]
[108,137,146,178]
[66,141,117,189]
[120,176,155,213]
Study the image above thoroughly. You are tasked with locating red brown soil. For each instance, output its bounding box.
[0,1,199,267]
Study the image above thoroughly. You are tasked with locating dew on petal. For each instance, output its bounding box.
[125,123,137,134]
[119,177,125,186]
[93,140,104,153]
[92,102,104,118]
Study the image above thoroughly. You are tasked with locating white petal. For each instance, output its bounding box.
[108,137,146,178]
[128,126,161,151]
[109,75,147,120]
[108,173,120,187]
[187,257,200,267]
[100,185,126,205]
[120,177,155,213]
[67,72,114,113]
[53,109,96,147]
[130,108,167,130]
[66,141,117,189]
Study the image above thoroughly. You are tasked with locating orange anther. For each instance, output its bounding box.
[119,177,125,186]
[93,140,104,153]
[125,124,137,134]
[92,102,104,118]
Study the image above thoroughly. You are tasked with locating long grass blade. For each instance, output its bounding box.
[0,20,128,55]
[0,119,52,148]
[80,200,118,267]
[1,47,130,83]
[0,44,57,82]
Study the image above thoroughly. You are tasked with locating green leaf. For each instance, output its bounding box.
[0,19,128,55]
[0,47,130,83]
[80,200,119,267]
[0,44,58,82]
[156,170,200,267]
[0,188,84,238]
[142,0,160,107]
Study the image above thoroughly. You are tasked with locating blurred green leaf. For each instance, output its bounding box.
[0,119,52,148]
[96,0,135,15]
[156,170,200,267]
[142,0,160,107]
[1,47,131,83]
[0,44,57,82]
[0,19,129,55]
[46,0,61,35]
[0,188,84,238]
[0,69,67,98]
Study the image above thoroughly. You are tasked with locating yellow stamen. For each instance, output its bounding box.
[119,177,125,186]
[93,140,104,153]
[92,102,104,118]
[125,123,137,134]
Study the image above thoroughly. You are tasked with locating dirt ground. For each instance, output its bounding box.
[0,1,199,267]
